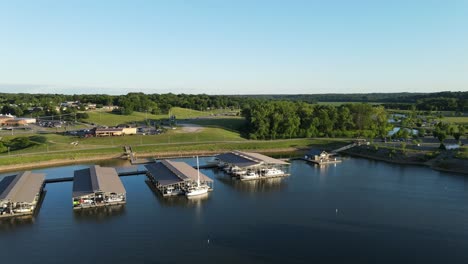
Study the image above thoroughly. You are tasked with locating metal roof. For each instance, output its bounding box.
[95,128,123,132]
[145,160,213,187]
[145,162,185,186]
[72,165,126,197]
[0,171,45,203]
[216,151,289,167]
[216,153,258,168]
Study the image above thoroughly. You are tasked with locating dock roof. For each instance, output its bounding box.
[0,171,45,203]
[216,151,289,167]
[145,160,213,187]
[73,165,126,197]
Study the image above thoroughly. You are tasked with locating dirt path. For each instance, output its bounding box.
[178,123,203,133]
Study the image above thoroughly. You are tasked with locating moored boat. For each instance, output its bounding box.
[241,171,259,180]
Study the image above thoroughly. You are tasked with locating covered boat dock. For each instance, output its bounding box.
[0,171,45,218]
[145,160,213,197]
[72,165,127,209]
[215,150,289,180]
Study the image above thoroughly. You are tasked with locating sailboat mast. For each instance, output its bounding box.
[196,156,200,187]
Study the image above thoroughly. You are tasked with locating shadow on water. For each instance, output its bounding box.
[73,204,126,222]
[144,180,211,208]
[217,176,288,193]
[0,215,35,232]
[0,190,48,232]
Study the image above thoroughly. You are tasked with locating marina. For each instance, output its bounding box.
[1,157,467,263]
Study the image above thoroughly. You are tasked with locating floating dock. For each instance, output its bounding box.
[72,165,127,209]
[215,151,290,180]
[0,171,45,218]
[145,160,213,197]
[303,150,342,165]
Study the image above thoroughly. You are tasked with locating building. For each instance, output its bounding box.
[16,117,36,124]
[304,149,341,164]
[0,114,15,125]
[72,165,126,209]
[94,127,137,137]
[0,171,45,217]
[215,150,289,179]
[60,101,80,108]
[3,119,27,126]
[102,105,119,111]
[145,160,213,196]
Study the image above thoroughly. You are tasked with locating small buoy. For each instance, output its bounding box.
[335,209,338,214]
[207,239,210,244]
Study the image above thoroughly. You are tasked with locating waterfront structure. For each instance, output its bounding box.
[304,150,341,164]
[0,171,45,217]
[94,127,137,136]
[72,165,126,209]
[145,160,213,197]
[215,151,289,180]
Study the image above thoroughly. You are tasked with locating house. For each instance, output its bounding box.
[94,127,137,137]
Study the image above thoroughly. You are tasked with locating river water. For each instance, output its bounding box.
[1,156,468,264]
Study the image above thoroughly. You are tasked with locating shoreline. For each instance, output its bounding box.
[0,147,304,173]
[343,150,468,175]
[0,146,465,176]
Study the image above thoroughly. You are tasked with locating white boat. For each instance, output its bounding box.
[14,207,31,213]
[241,171,259,180]
[186,156,209,197]
[232,169,247,176]
[165,186,183,196]
[186,185,209,197]
[263,168,285,176]
[82,199,94,205]
[106,196,124,203]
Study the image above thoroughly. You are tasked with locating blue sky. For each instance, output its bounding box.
[0,0,467,95]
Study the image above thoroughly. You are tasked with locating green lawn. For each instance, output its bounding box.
[84,110,165,126]
[0,136,346,166]
[317,102,381,106]
[439,116,468,124]
[181,117,246,132]
[83,107,240,127]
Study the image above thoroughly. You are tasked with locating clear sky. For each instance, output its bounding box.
[1,0,467,95]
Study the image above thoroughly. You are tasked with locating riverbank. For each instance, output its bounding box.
[343,145,468,175]
[0,147,309,173]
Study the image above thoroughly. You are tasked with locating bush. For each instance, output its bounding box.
[29,135,47,144]
[76,113,89,120]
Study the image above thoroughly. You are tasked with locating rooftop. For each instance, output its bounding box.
[0,171,45,203]
[73,165,126,197]
[145,160,213,187]
[216,150,289,167]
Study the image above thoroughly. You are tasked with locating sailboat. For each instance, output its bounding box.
[185,156,209,197]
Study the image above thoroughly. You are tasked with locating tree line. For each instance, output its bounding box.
[242,101,389,139]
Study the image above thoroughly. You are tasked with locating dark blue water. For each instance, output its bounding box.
[1,157,468,263]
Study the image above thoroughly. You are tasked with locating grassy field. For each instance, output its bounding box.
[83,107,240,127]
[0,136,346,166]
[317,102,381,106]
[438,116,468,124]
[84,110,165,126]
[182,117,246,132]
